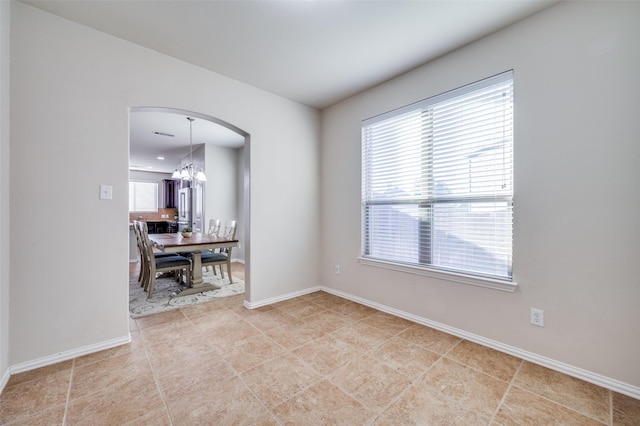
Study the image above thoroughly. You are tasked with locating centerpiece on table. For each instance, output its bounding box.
[181,227,193,238]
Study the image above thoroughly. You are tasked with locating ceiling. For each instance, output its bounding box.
[129,109,246,173]
[22,0,558,173]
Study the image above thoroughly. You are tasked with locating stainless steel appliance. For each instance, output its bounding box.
[178,185,205,233]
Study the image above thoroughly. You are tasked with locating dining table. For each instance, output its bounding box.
[148,232,239,297]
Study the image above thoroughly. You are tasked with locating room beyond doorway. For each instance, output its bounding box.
[128,106,251,302]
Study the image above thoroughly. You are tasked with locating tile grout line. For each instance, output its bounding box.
[323,351,385,423]
[608,389,613,426]
[509,381,610,425]
[373,351,449,424]
[61,357,76,426]
[139,330,175,426]
[357,332,456,424]
[230,313,313,425]
[222,353,283,425]
[246,307,388,424]
[279,310,450,424]
[445,346,610,425]
[488,358,524,424]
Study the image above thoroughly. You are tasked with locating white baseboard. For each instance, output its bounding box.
[0,366,9,395]
[243,286,321,309]
[8,334,132,376]
[248,285,640,400]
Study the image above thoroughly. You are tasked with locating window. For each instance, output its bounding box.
[129,181,158,212]
[361,71,513,283]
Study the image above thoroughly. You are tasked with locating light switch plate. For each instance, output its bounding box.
[99,184,113,200]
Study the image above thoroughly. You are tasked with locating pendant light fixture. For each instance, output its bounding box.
[172,116,207,182]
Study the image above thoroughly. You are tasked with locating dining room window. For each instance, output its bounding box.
[129,181,158,212]
[361,71,514,283]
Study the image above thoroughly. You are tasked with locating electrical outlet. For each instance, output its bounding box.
[530,308,544,327]
[334,264,340,274]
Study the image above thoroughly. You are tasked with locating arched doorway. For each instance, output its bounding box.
[129,106,251,305]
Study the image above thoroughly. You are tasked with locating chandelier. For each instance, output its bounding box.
[171,117,207,182]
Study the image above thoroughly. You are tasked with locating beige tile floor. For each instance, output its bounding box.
[1,263,639,425]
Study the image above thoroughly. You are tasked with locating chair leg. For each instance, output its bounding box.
[140,259,147,287]
[142,267,150,292]
[147,274,156,299]
[227,260,233,284]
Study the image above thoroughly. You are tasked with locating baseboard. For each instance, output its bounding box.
[246,284,640,400]
[8,334,132,376]
[243,286,322,309]
[0,366,9,395]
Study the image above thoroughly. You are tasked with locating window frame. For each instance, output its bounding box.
[360,71,517,292]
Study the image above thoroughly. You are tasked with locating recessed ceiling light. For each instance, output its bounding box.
[157,156,165,160]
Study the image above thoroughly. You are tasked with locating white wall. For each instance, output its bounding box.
[9,3,320,366]
[0,0,11,390]
[204,144,241,243]
[321,1,640,389]
[236,146,247,262]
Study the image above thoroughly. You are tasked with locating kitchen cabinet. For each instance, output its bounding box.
[145,221,176,234]
[163,179,179,208]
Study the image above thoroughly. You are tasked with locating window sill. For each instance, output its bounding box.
[358,257,518,293]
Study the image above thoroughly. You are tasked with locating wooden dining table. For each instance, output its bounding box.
[148,233,238,296]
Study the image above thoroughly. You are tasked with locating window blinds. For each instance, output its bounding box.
[362,71,513,281]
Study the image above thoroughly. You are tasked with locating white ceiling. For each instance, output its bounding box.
[22,0,558,173]
[129,109,246,173]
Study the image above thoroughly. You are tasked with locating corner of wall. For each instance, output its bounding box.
[0,0,12,392]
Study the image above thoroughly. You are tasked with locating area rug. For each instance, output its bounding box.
[129,269,244,318]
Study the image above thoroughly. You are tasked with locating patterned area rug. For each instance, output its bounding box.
[129,269,244,318]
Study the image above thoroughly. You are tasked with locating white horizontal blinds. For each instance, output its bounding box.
[129,181,158,212]
[362,71,513,280]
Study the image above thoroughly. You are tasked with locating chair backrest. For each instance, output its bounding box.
[220,220,237,255]
[135,221,153,263]
[222,220,237,239]
[132,220,142,248]
[207,219,221,236]
[133,220,149,255]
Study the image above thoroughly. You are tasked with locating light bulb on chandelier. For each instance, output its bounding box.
[172,116,207,182]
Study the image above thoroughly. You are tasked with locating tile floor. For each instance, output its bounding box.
[1,264,639,425]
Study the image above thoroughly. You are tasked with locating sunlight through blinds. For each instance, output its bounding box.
[362,71,513,281]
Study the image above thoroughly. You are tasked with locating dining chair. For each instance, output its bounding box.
[133,220,177,288]
[200,218,222,272]
[200,219,237,283]
[207,218,221,236]
[177,218,222,260]
[132,221,146,285]
[137,221,192,298]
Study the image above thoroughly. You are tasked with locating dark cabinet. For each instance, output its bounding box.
[146,221,175,234]
[146,222,157,234]
[163,179,179,208]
